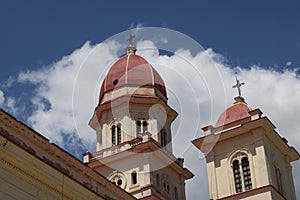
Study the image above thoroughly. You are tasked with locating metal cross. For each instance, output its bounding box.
[127,32,135,46]
[232,75,245,97]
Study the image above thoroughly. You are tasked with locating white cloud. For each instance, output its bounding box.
[8,40,120,150]
[0,90,4,105]
[2,39,300,199]
[136,41,300,199]
[6,97,18,115]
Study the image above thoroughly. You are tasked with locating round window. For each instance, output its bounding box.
[108,172,127,189]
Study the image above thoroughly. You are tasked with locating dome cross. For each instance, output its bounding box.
[127,33,135,47]
[126,30,136,55]
[232,74,245,97]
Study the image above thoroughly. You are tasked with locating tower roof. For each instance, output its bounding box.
[215,96,251,127]
[99,42,166,104]
[99,33,167,105]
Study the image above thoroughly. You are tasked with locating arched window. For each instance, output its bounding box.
[136,120,148,137]
[136,120,141,136]
[232,160,242,193]
[232,155,252,193]
[174,186,178,200]
[163,178,170,194]
[242,157,252,190]
[112,125,116,145]
[160,129,167,147]
[111,123,121,145]
[131,171,137,185]
[117,123,121,144]
[275,166,284,194]
[156,174,160,187]
[109,172,126,189]
[142,121,148,133]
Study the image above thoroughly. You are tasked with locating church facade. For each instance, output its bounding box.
[0,37,299,200]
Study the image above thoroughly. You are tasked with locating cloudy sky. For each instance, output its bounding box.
[1,1,300,199]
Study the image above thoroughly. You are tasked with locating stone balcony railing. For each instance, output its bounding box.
[83,132,185,168]
[83,132,152,163]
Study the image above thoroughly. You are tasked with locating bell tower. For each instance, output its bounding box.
[192,81,299,200]
[84,36,193,200]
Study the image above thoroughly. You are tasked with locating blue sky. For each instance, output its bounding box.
[1,0,300,78]
[1,1,300,199]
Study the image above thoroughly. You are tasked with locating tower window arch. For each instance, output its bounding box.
[160,129,167,147]
[108,171,127,189]
[275,166,284,195]
[174,186,178,200]
[117,123,121,144]
[131,171,137,185]
[111,123,122,145]
[162,177,170,194]
[242,157,252,190]
[232,159,242,193]
[142,121,148,133]
[156,173,160,187]
[231,155,252,193]
[112,125,116,145]
[136,120,148,137]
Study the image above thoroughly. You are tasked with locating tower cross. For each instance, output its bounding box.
[232,75,245,97]
[127,33,135,46]
[126,29,137,55]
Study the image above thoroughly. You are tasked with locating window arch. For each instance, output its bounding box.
[156,173,160,187]
[108,171,127,189]
[162,178,170,194]
[111,123,121,145]
[231,154,252,193]
[117,123,121,144]
[275,166,284,194]
[112,125,116,145]
[242,157,252,190]
[160,129,167,147]
[174,186,178,200]
[142,121,148,133]
[131,171,137,185]
[232,159,242,193]
[136,120,148,137]
[136,120,141,136]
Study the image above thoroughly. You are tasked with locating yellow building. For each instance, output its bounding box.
[0,108,136,200]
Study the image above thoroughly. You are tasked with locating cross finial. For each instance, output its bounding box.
[127,32,135,46]
[126,29,136,55]
[232,74,245,97]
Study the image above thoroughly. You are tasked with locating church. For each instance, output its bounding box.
[0,36,299,200]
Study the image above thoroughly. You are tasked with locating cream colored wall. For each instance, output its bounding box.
[219,186,287,200]
[263,131,297,200]
[94,101,174,153]
[100,86,167,105]
[151,166,186,200]
[205,123,298,200]
[239,192,273,200]
[206,129,271,199]
[92,154,151,190]
[91,149,188,200]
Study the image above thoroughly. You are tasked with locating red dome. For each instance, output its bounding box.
[215,101,251,127]
[99,54,166,104]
